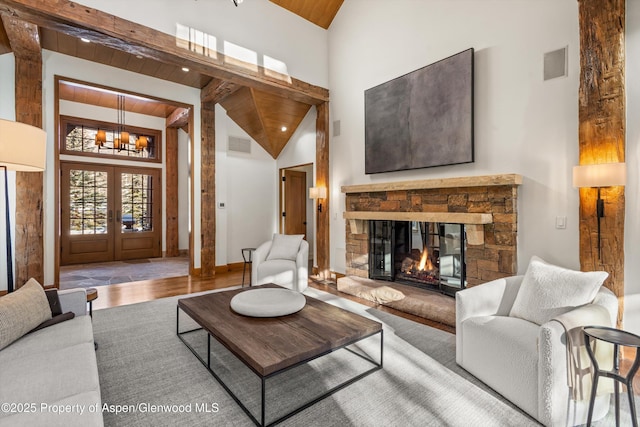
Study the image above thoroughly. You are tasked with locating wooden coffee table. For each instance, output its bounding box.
[177,284,383,426]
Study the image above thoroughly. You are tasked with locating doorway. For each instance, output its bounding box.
[280,163,314,262]
[60,161,162,265]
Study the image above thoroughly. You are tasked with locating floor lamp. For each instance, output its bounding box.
[0,119,47,293]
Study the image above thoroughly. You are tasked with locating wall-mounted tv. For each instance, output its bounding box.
[364,48,474,174]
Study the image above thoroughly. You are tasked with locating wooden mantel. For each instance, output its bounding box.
[342,173,522,246]
[341,173,522,194]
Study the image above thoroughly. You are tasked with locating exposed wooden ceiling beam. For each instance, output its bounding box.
[0,0,329,105]
[1,13,40,59]
[0,17,11,53]
[200,78,242,104]
[166,107,190,129]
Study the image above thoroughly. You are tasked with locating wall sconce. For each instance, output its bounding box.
[309,186,327,213]
[573,162,626,259]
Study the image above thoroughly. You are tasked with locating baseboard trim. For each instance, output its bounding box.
[214,262,245,274]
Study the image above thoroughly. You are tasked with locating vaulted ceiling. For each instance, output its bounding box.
[0,0,338,159]
[269,0,343,29]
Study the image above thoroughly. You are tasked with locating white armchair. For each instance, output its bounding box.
[456,274,618,427]
[251,234,309,292]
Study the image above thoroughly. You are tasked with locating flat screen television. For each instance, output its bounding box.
[364,48,474,174]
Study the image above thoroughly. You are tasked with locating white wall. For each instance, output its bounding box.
[625,0,640,336]
[215,105,277,265]
[73,0,328,88]
[328,0,580,275]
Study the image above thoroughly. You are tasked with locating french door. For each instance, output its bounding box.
[60,162,162,265]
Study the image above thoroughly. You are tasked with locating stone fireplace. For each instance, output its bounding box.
[342,174,522,289]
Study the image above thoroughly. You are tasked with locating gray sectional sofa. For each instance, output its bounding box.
[0,287,103,426]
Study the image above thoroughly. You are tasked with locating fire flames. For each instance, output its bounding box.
[399,246,439,286]
[417,247,434,271]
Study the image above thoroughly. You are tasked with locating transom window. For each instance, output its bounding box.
[60,116,161,163]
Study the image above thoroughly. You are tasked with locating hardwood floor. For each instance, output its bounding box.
[92,271,638,393]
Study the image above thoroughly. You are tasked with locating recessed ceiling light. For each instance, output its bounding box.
[281,126,287,132]
[182,67,190,72]
[136,55,143,59]
[80,38,91,43]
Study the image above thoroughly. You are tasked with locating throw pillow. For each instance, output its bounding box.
[266,234,304,261]
[0,278,53,350]
[509,256,608,325]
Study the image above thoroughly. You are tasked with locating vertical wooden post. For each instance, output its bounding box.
[316,102,330,279]
[578,0,625,325]
[165,127,179,257]
[200,101,216,278]
[1,15,44,288]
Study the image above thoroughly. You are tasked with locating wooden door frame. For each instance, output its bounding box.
[279,163,313,235]
[54,76,195,285]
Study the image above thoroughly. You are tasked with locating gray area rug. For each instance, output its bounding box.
[92,288,635,426]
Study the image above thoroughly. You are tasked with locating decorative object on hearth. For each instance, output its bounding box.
[309,186,327,212]
[0,119,46,293]
[573,162,626,259]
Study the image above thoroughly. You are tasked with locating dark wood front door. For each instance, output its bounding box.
[60,162,162,265]
[284,169,307,238]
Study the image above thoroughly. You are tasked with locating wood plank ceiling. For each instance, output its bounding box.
[0,0,341,158]
[269,0,344,29]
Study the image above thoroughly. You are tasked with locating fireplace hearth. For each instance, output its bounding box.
[369,220,466,296]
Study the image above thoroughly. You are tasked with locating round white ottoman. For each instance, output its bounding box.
[230,288,306,317]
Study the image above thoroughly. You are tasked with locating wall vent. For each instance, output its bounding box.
[544,47,567,81]
[228,136,251,153]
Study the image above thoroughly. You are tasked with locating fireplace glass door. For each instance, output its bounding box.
[368,220,466,295]
[369,220,394,280]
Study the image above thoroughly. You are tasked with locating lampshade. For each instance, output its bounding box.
[114,138,121,149]
[309,186,327,199]
[120,131,130,143]
[137,136,148,148]
[0,119,46,171]
[95,129,106,146]
[573,162,626,188]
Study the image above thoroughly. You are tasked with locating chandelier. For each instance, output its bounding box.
[95,93,148,152]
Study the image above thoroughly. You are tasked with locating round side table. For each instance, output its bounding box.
[583,325,640,427]
[86,287,98,317]
[241,248,255,287]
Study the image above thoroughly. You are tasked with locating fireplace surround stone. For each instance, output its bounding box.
[342,174,522,288]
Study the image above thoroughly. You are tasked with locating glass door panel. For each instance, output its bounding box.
[60,163,115,265]
[114,167,161,260]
